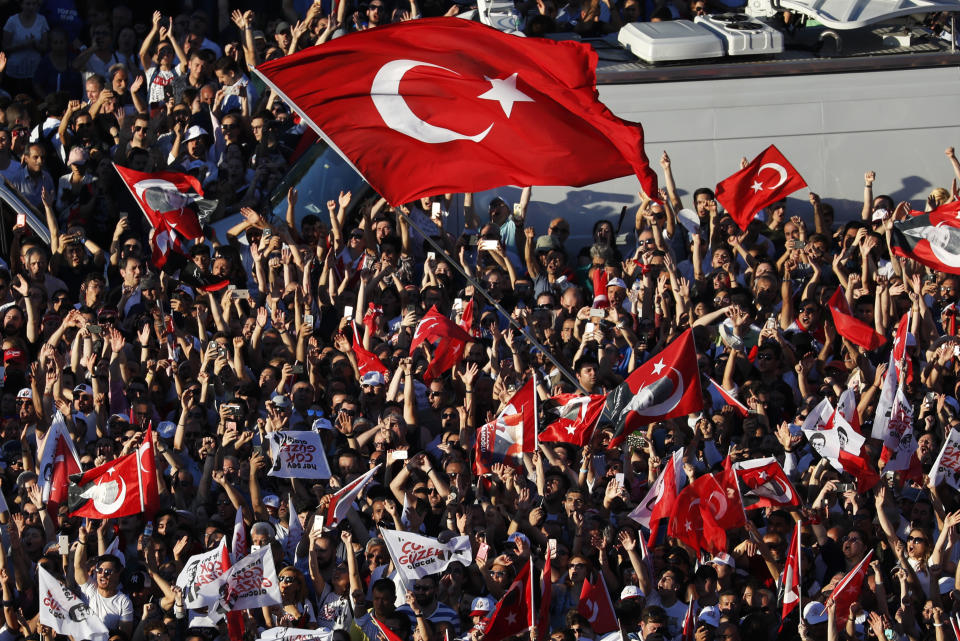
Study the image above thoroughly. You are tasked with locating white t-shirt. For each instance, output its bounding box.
[81,581,133,632]
[146,66,176,105]
[644,592,688,641]
[3,13,48,78]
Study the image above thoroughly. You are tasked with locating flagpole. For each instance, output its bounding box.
[533,371,539,452]
[796,520,802,620]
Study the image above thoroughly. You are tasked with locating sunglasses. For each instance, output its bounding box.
[278,575,298,584]
[96,567,115,576]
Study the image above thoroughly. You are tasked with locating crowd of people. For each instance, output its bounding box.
[1,0,960,641]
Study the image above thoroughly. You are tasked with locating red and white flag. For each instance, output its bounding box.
[38,413,81,502]
[668,474,728,555]
[828,551,873,628]
[411,306,474,383]
[326,465,381,528]
[578,572,619,636]
[373,616,407,641]
[68,426,158,518]
[459,298,480,338]
[232,507,247,563]
[537,549,552,639]
[879,387,916,473]
[352,322,389,377]
[605,329,703,447]
[836,386,861,434]
[39,566,109,639]
[931,428,960,490]
[114,164,207,268]
[891,206,960,276]
[714,145,807,230]
[254,18,658,206]
[681,599,695,641]
[779,520,802,630]
[891,311,914,384]
[539,393,606,446]
[828,287,886,351]
[484,560,534,641]
[706,377,748,417]
[733,457,800,510]
[500,377,538,454]
[475,413,527,476]
[629,448,685,546]
[284,495,303,563]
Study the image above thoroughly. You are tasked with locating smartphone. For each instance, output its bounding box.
[234,289,250,299]
[304,314,314,326]
[15,213,25,228]
[479,239,499,251]
[589,308,604,319]
[476,542,490,564]
[615,233,629,246]
[88,324,102,334]
[615,472,625,488]
[836,482,856,493]
[585,322,596,333]
[548,538,557,557]
[431,202,442,218]
[405,304,417,315]
[263,228,272,238]
[467,235,479,247]
[344,306,354,318]
[555,275,568,285]
[393,449,408,460]
[453,298,463,311]
[513,203,522,217]
[925,273,938,283]
[791,240,806,249]
[58,534,69,555]
[291,363,304,375]
[427,252,436,262]
[764,315,777,330]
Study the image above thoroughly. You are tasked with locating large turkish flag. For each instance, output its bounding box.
[254,18,658,205]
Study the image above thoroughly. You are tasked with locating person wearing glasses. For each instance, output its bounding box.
[73,548,134,638]
[264,566,317,628]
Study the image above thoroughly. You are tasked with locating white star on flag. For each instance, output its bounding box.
[506,613,517,625]
[566,425,577,435]
[478,74,534,117]
[652,359,666,375]
[758,470,768,480]
[751,181,764,192]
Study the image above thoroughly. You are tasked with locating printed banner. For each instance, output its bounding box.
[176,540,228,608]
[200,544,283,612]
[39,566,109,639]
[267,431,332,479]
[259,627,334,641]
[380,528,472,582]
[932,428,960,490]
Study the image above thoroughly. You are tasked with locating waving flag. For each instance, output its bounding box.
[326,465,381,528]
[879,388,916,473]
[706,377,748,417]
[829,551,873,628]
[379,528,473,582]
[733,458,800,510]
[254,18,658,206]
[539,393,606,445]
[629,448,685,546]
[604,329,703,447]
[232,507,247,563]
[537,549,552,639]
[891,206,960,275]
[114,164,209,268]
[484,560,533,641]
[714,145,807,230]
[578,572,619,635]
[283,495,303,563]
[668,476,725,554]
[779,520,802,631]
[411,306,474,383]
[681,600,695,641]
[68,426,157,518]
[828,288,886,351]
[352,322,389,377]
[931,428,960,490]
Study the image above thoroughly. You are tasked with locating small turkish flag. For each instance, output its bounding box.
[254,18,658,206]
[668,477,726,555]
[828,288,886,351]
[733,457,801,510]
[351,322,388,378]
[539,393,606,446]
[484,560,533,641]
[715,145,807,230]
[578,573,619,636]
[410,306,473,353]
[779,521,802,631]
[604,329,703,447]
[829,551,873,628]
[114,164,208,268]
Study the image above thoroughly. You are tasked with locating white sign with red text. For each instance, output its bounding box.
[933,429,960,490]
[380,527,472,582]
[267,431,332,479]
[39,566,109,639]
[176,540,229,608]
[199,544,283,612]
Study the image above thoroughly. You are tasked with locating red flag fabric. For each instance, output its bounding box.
[373,615,407,641]
[891,207,960,276]
[254,18,658,206]
[352,322,389,378]
[705,468,746,532]
[48,435,80,526]
[837,449,881,494]
[827,288,886,351]
[459,298,480,338]
[499,378,537,453]
[539,393,606,446]
[628,448,685,547]
[484,560,533,641]
[706,376,748,417]
[605,329,703,448]
[779,521,802,631]
[325,465,380,528]
[68,426,158,518]
[681,599,695,641]
[578,572,619,636]
[537,551,552,640]
[714,145,807,230]
[231,506,247,563]
[410,306,473,353]
[220,539,245,641]
[113,164,206,268]
[733,457,801,510]
[668,476,726,555]
[836,386,861,434]
[891,311,914,384]
[591,268,609,307]
[475,413,527,476]
[829,551,873,628]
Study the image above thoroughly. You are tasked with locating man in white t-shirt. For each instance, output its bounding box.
[73,547,134,637]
